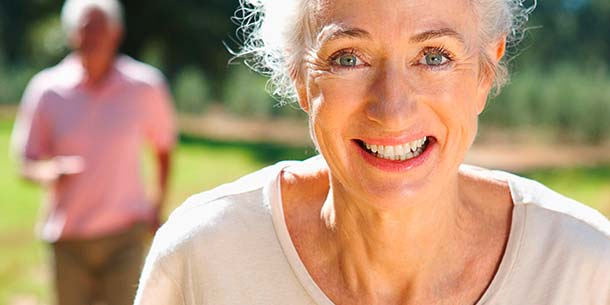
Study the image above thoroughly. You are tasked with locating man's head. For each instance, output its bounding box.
[61,0,123,61]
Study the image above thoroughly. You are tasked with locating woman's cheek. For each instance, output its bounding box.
[314,74,371,111]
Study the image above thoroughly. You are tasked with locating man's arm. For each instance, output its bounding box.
[151,149,172,230]
[143,77,177,230]
[10,74,80,186]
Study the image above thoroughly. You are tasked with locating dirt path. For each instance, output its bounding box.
[465,144,610,171]
[180,107,610,171]
[3,104,610,171]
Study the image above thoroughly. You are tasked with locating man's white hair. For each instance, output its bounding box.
[61,0,124,36]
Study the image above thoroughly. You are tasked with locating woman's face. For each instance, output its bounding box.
[299,0,503,207]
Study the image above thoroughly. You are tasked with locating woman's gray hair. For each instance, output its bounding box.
[61,0,124,36]
[235,0,536,102]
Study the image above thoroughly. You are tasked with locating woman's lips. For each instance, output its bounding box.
[353,136,436,172]
[359,136,429,161]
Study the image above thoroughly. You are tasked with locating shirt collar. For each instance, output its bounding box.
[61,52,122,91]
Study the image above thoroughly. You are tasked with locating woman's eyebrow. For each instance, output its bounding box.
[410,28,465,44]
[317,24,372,46]
[316,25,465,46]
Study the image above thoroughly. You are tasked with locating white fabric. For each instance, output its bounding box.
[135,157,610,305]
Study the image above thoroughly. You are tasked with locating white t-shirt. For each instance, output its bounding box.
[134,158,610,305]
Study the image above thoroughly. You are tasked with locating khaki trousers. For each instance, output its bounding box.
[51,223,147,305]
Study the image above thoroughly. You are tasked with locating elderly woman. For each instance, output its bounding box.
[135,0,610,304]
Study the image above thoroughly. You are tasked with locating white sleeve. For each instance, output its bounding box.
[134,246,186,305]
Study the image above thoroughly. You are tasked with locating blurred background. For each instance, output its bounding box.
[0,0,609,304]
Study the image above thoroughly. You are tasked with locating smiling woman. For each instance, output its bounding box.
[134,1,610,305]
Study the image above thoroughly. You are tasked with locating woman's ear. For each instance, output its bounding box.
[476,36,507,114]
[494,36,507,62]
[292,71,310,113]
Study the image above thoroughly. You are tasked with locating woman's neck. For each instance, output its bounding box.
[281,160,512,305]
[322,177,475,296]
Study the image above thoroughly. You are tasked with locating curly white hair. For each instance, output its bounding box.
[234,0,536,103]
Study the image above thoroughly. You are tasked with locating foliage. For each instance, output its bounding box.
[1,0,610,139]
[173,66,213,113]
[27,15,67,67]
[482,64,610,143]
[516,0,610,70]
[223,64,277,117]
[0,64,37,105]
[222,64,307,118]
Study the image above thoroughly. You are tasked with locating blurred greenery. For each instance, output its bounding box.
[223,65,276,117]
[0,119,48,304]
[221,64,307,118]
[0,0,609,140]
[1,0,609,303]
[0,64,37,106]
[174,66,213,113]
[0,116,315,304]
[521,165,610,214]
[482,64,610,142]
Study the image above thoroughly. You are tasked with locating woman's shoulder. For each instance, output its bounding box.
[464,164,610,258]
[505,170,609,243]
[463,165,610,301]
[149,160,298,260]
[136,160,313,302]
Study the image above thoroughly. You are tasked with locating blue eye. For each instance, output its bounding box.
[420,50,450,66]
[334,54,361,67]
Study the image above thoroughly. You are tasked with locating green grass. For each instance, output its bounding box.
[0,119,609,304]
[0,119,316,305]
[0,120,49,304]
[520,166,610,215]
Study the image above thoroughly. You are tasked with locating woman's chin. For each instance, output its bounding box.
[333,171,439,212]
[331,139,446,207]
[358,180,436,208]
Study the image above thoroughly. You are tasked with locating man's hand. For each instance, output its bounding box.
[148,200,163,233]
[149,149,171,233]
[21,155,85,185]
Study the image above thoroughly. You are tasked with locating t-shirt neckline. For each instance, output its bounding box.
[267,162,527,305]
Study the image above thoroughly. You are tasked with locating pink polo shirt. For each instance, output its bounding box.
[11,54,176,242]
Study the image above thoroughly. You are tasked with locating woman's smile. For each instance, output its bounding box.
[352,135,437,172]
[359,136,429,160]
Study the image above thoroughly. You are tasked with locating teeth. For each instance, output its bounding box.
[362,136,428,161]
[385,146,394,157]
[395,144,404,156]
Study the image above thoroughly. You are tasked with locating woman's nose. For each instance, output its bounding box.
[365,63,418,129]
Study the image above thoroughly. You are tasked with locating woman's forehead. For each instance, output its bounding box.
[313,0,477,41]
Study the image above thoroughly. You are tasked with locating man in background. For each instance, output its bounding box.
[10,0,176,304]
